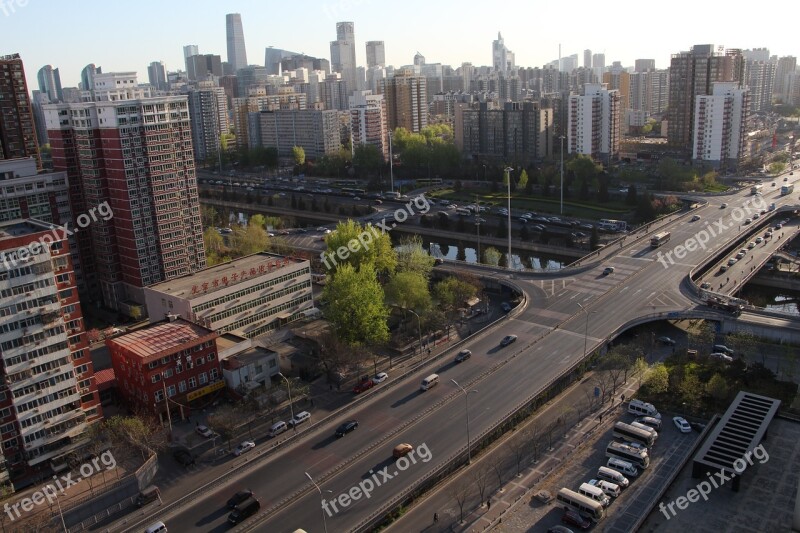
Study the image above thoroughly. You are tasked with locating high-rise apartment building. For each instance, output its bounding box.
[37,65,63,103]
[568,83,621,165]
[226,14,248,72]
[0,54,41,169]
[330,22,357,94]
[44,91,206,313]
[366,41,386,68]
[187,82,229,162]
[635,59,655,73]
[692,82,749,170]
[349,90,388,160]
[584,49,592,69]
[252,109,341,159]
[320,73,350,111]
[379,68,428,133]
[667,44,744,154]
[603,65,631,112]
[147,61,168,92]
[186,54,223,81]
[743,59,775,113]
[773,56,797,104]
[492,33,515,75]
[233,87,308,149]
[0,218,100,485]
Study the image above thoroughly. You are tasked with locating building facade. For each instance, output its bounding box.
[147,61,168,92]
[692,82,749,170]
[349,90,388,160]
[568,83,621,165]
[365,41,385,68]
[379,68,428,133]
[225,13,248,72]
[187,82,229,162]
[0,54,41,169]
[330,22,357,94]
[37,65,62,103]
[232,88,308,149]
[252,109,341,159]
[186,55,223,81]
[0,219,100,486]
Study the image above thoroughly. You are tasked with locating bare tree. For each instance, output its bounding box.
[207,405,246,451]
[506,433,528,477]
[449,482,473,523]
[591,372,613,404]
[489,454,507,492]
[559,406,576,436]
[471,464,491,507]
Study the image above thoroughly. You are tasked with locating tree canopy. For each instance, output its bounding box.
[322,263,389,346]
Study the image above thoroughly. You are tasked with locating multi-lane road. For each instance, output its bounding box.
[125,171,800,533]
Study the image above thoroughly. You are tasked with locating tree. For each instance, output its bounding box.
[632,357,650,387]
[249,214,266,229]
[483,247,501,266]
[203,227,224,255]
[384,271,432,312]
[496,219,507,239]
[598,174,610,202]
[323,263,389,346]
[516,169,529,191]
[230,224,269,256]
[201,205,220,228]
[626,184,638,205]
[396,235,435,278]
[679,369,703,412]
[325,219,397,275]
[472,465,491,507]
[292,146,305,166]
[644,363,669,394]
[353,144,383,176]
[449,483,472,523]
[207,405,245,451]
[706,373,729,404]
[688,321,715,351]
[507,433,527,476]
[589,226,599,250]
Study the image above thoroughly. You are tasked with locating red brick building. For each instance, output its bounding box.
[107,318,221,423]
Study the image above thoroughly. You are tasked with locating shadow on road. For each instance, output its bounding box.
[195,507,229,527]
[361,457,395,479]
[391,390,422,408]
[312,435,338,450]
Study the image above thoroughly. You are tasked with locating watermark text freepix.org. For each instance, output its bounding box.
[0,0,28,17]
[320,194,431,270]
[0,201,114,270]
[656,196,767,269]
[322,442,432,517]
[4,450,117,521]
[659,443,769,520]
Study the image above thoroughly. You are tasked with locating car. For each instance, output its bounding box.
[561,508,591,530]
[721,203,728,208]
[720,264,729,272]
[530,224,545,231]
[753,213,760,220]
[475,217,487,223]
[172,449,195,466]
[227,490,254,509]
[335,420,359,437]
[372,372,389,384]
[784,176,789,181]
[747,241,756,249]
[635,416,663,430]
[434,258,444,265]
[500,334,518,347]
[455,349,472,362]
[623,440,648,451]
[572,231,587,238]
[579,223,594,230]
[353,196,361,200]
[700,282,711,289]
[728,257,738,266]
[393,443,413,458]
[744,218,752,225]
[713,344,735,355]
[735,251,745,260]
[547,526,575,533]
[353,378,375,394]
[233,441,256,456]
[691,214,701,221]
[755,237,764,244]
[602,266,615,275]
[709,352,734,363]
[500,302,512,313]
[772,181,777,186]
[195,425,213,438]
[673,417,692,433]
[657,336,676,346]
[776,223,783,229]
[518,217,529,223]
[533,216,550,224]
[374,199,383,204]
[521,213,534,219]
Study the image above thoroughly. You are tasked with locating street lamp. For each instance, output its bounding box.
[407,309,423,357]
[559,136,565,215]
[305,472,332,533]
[504,166,514,268]
[161,371,173,441]
[475,193,481,263]
[277,373,295,430]
[577,303,596,359]
[388,131,394,194]
[451,379,478,464]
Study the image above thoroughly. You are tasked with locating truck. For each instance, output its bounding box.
[751,184,763,195]
[781,183,794,195]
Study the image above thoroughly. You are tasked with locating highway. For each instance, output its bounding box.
[124,171,800,533]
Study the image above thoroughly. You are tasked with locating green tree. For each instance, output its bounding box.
[396,235,435,278]
[323,263,389,346]
[325,219,397,274]
[292,146,306,166]
[201,205,220,228]
[230,224,269,256]
[644,363,669,394]
[516,169,529,190]
[567,155,601,187]
[353,144,384,176]
[434,275,478,321]
[688,321,716,351]
[483,247,501,266]
[249,214,266,229]
[679,369,703,411]
[203,227,224,254]
[384,271,432,312]
[706,373,729,404]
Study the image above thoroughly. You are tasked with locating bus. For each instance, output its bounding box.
[613,422,656,447]
[606,441,650,469]
[341,187,367,196]
[598,219,627,232]
[333,179,358,187]
[751,184,763,195]
[415,178,443,187]
[384,191,401,200]
[650,231,671,248]
[781,183,794,195]
[555,488,605,521]
[455,207,472,216]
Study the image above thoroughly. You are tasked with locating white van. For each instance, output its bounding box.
[597,466,629,488]
[420,374,440,391]
[589,478,621,498]
[578,482,611,507]
[627,399,660,419]
[269,421,287,437]
[144,522,167,533]
[288,411,311,427]
[607,457,639,477]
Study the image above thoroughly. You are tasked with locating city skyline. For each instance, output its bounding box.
[3,0,797,89]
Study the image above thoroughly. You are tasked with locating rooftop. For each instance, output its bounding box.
[146,252,307,299]
[106,318,216,361]
[0,219,63,241]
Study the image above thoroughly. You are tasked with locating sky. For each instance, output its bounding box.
[3,0,798,90]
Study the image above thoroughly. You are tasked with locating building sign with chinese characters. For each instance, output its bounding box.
[186,379,226,401]
[191,258,292,295]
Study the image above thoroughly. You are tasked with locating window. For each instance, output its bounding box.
[154,390,164,402]
[163,369,173,378]
[188,377,196,389]
[178,380,186,393]
[210,368,219,380]
[207,354,216,363]
[151,374,161,383]
[167,385,176,398]
[198,372,208,385]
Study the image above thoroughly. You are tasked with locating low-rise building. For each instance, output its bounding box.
[218,333,280,397]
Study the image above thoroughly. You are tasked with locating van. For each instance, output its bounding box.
[269,421,287,437]
[420,374,439,391]
[630,421,658,438]
[627,399,660,419]
[288,411,311,427]
[597,466,629,488]
[144,522,167,533]
[589,478,621,498]
[136,486,160,507]
[578,482,611,507]
[227,496,260,524]
[607,457,639,477]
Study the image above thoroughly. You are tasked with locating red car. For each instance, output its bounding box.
[353,379,375,394]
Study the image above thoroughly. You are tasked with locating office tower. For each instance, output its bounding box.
[330,22,357,94]
[584,50,592,69]
[560,54,579,73]
[147,61,168,91]
[592,54,605,70]
[186,54,223,81]
[692,82,749,170]
[635,59,655,72]
[183,45,199,74]
[187,82,229,162]
[742,48,770,63]
[460,62,474,92]
[0,217,100,486]
[366,41,386,68]
[252,109,341,158]
[0,54,40,168]
[30,91,50,147]
[379,67,428,133]
[603,65,631,111]
[280,54,330,75]
[320,73,350,111]
[498,75,521,102]
[80,63,101,92]
[37,65,63,103]
[458,101,553,164]
[236,65,271,97]
[774,56,797,103]
[45,90,205,311]
[744,59,775,113]
[414,52,426,67]
[226,14,248,72]
[568,83,621,165]
[668,45,744,152]
[349,90,388,159]
[264,47,301,75]
[233,88,307,149]
[492,33,515,75]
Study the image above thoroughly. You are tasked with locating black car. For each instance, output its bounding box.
[455,349,472,362]
[227,489,254,509]
[500,335,518,347]
[228,497,260,524]
[335,420,359,437]
[500,302,512,313]
[172,449,195,467]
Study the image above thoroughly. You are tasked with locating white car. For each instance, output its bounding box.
[673,417,692,433]
[233,441,256,456]
[709,352,734,363]
[195,425,213,438]
[373,372,389,384]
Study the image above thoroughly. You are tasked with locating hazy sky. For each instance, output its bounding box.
[3,0,797,89]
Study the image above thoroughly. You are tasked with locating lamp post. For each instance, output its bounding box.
[161,371,173,441]
[577,303,595,359]
[476,193,481,263]
[277,373,295,431]
[504,166,514,268]
[54,490,67,532]
[407,309,423,357]
[305,472,332,533]
[388,131,394,194]
[560,135,565,215]
[451,379,478,464]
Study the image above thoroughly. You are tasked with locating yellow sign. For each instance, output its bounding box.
[187,380,226,402]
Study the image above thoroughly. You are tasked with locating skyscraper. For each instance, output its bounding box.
[493,32,515,74]
[584,49,592,69]
[692,82,749,169]
[0,54,41,168]
[187,82,229,162]
[226,14,248,72]
[366,41,385,68]
[349,90,388,159]
[37,64,62,103]
[635,59,655,72]
[80,63,101,94]
[187,54,223,81]
[147,61,168,91]
[379,67,428,133]
[330,22,357,94]
[568,83,621,165]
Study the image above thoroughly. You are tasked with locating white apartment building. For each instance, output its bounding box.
[692,82,749,170]
[568,83,621,165]
[349,90,388,160]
